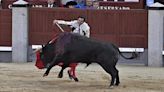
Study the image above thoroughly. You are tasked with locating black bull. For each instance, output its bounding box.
[39,32,137,87]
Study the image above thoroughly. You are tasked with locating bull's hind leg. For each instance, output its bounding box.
[100,63,117,88]
[114,66,120,86]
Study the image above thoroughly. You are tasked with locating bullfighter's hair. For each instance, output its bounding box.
[78,16,86,21]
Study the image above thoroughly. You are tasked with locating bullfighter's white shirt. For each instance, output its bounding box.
[57,20,90,38]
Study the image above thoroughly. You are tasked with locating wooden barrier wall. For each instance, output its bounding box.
[29,8,148,48]
[0,8,148,48]
[29,8,88,45]
[0,9,12,46]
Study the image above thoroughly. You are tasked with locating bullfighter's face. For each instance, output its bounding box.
[77,17,84,25]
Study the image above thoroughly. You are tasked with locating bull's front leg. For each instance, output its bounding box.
[43,65,54,77]
[43,56,58,77]
[58,66,66,78]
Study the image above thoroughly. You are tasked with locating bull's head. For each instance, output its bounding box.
[35,42,56,69]
[35,32,70,69]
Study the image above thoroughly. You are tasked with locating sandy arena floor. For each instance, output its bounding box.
[0,62,164,92]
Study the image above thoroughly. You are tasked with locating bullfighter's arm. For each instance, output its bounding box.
[53,20,76,26]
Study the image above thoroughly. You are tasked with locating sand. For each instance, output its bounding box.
[0,62,164,92]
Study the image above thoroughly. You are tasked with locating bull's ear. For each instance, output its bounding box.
[42,45,44,48]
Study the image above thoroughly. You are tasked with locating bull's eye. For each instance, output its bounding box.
[41,55,44,59]
[40,53,44,60]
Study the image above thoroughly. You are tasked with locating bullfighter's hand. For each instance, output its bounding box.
[53,20,58,25]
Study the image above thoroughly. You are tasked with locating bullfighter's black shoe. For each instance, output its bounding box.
[73,77,79,82]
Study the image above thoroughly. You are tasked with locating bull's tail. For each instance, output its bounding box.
[112,44,138,59]
[119,51,138,59]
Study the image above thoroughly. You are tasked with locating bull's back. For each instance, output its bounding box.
[65,34,118,58]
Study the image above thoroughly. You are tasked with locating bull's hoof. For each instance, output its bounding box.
[115,82,120,86]
[109,85,114,89]
[43,73,48,77]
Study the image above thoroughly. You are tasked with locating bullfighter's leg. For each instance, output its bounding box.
[68,63,79,82]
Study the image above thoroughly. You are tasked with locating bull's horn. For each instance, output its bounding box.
[33,48,42,53]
